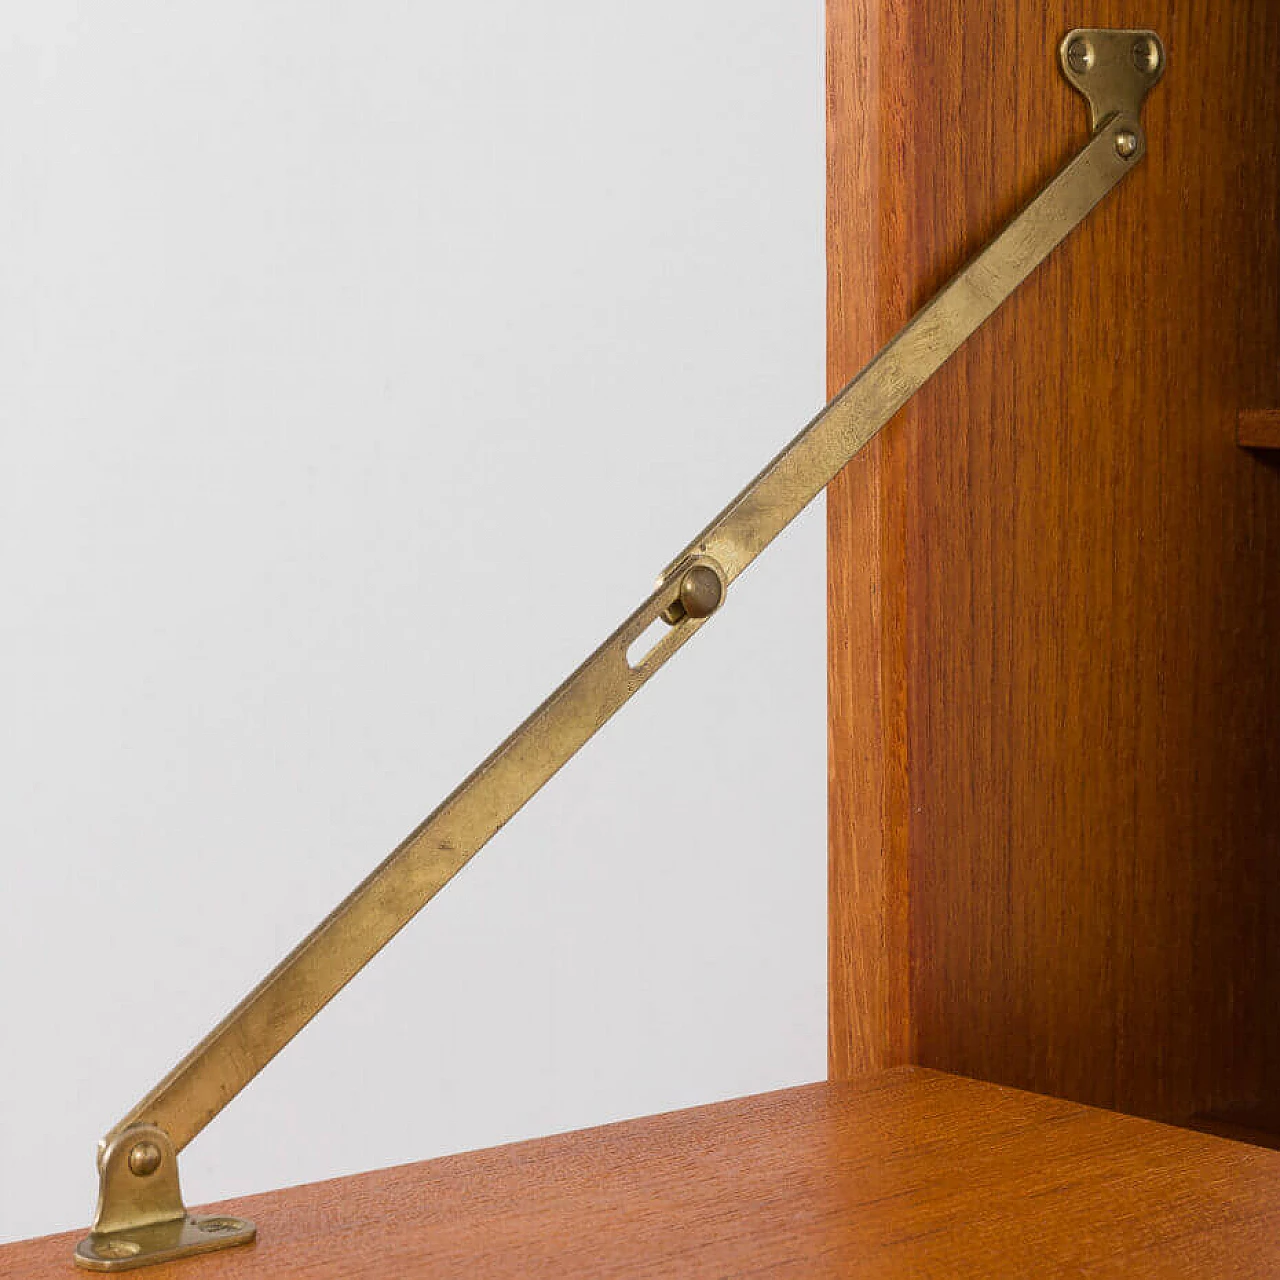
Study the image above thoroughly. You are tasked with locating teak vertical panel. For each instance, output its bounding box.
[828,1,1280,1124]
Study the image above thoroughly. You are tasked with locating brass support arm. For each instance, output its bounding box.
[74,29,1164,1271]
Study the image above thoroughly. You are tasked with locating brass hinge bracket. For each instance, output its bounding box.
[76,1128,254,1270]
[74,28,1164,1272]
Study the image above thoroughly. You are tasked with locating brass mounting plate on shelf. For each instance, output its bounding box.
[75,1128,254,1272]
[73,26,1165,1272]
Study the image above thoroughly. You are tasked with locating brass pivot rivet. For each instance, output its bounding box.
[127,1141,163,1177]
[678,566,723,620]
[1066,37,1094,74]
[1131,35,1161,75]
[1114,130,1139,160]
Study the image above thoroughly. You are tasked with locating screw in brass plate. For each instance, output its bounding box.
[1114,130,1139,160]
[127,1141,162,1177]
[678,566,723,620]
[1131,35,1161,74]
[1066,37,1095,74]
[198,1218,247,1235]
[94,1240,142,1260]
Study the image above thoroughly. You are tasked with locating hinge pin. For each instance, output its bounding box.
[678,566,724,620]
[127,1143,162,1178]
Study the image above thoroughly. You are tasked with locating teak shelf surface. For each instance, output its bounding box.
[9,1068,1280,1278]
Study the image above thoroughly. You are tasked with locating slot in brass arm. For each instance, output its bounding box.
[74,28,1164,1271]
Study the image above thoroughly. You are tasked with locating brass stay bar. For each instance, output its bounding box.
[76,29,1165,1271]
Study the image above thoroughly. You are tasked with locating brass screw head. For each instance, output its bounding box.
[1114,130,1139,160]
[197,1217,247,1235]
[1131,36,1161,75]
[128,1140,163,1177]
[1066,38,1094,74]
[678,566,723,620]
[94,1241,143,1260]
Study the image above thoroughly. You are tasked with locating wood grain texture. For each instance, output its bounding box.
[9,1069,1280,1278]
[825,0,912,1079]
[827,0,1280,1124]
[1238,410,1280,449]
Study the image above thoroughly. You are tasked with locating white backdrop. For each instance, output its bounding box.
[0,1,826,1243]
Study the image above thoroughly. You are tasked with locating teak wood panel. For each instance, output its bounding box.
[10,1070,1280,1278]
[827,0,1280,1125]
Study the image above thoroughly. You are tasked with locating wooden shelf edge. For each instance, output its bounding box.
[1237,409,1280,449]
[6,1068,1280,1277]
